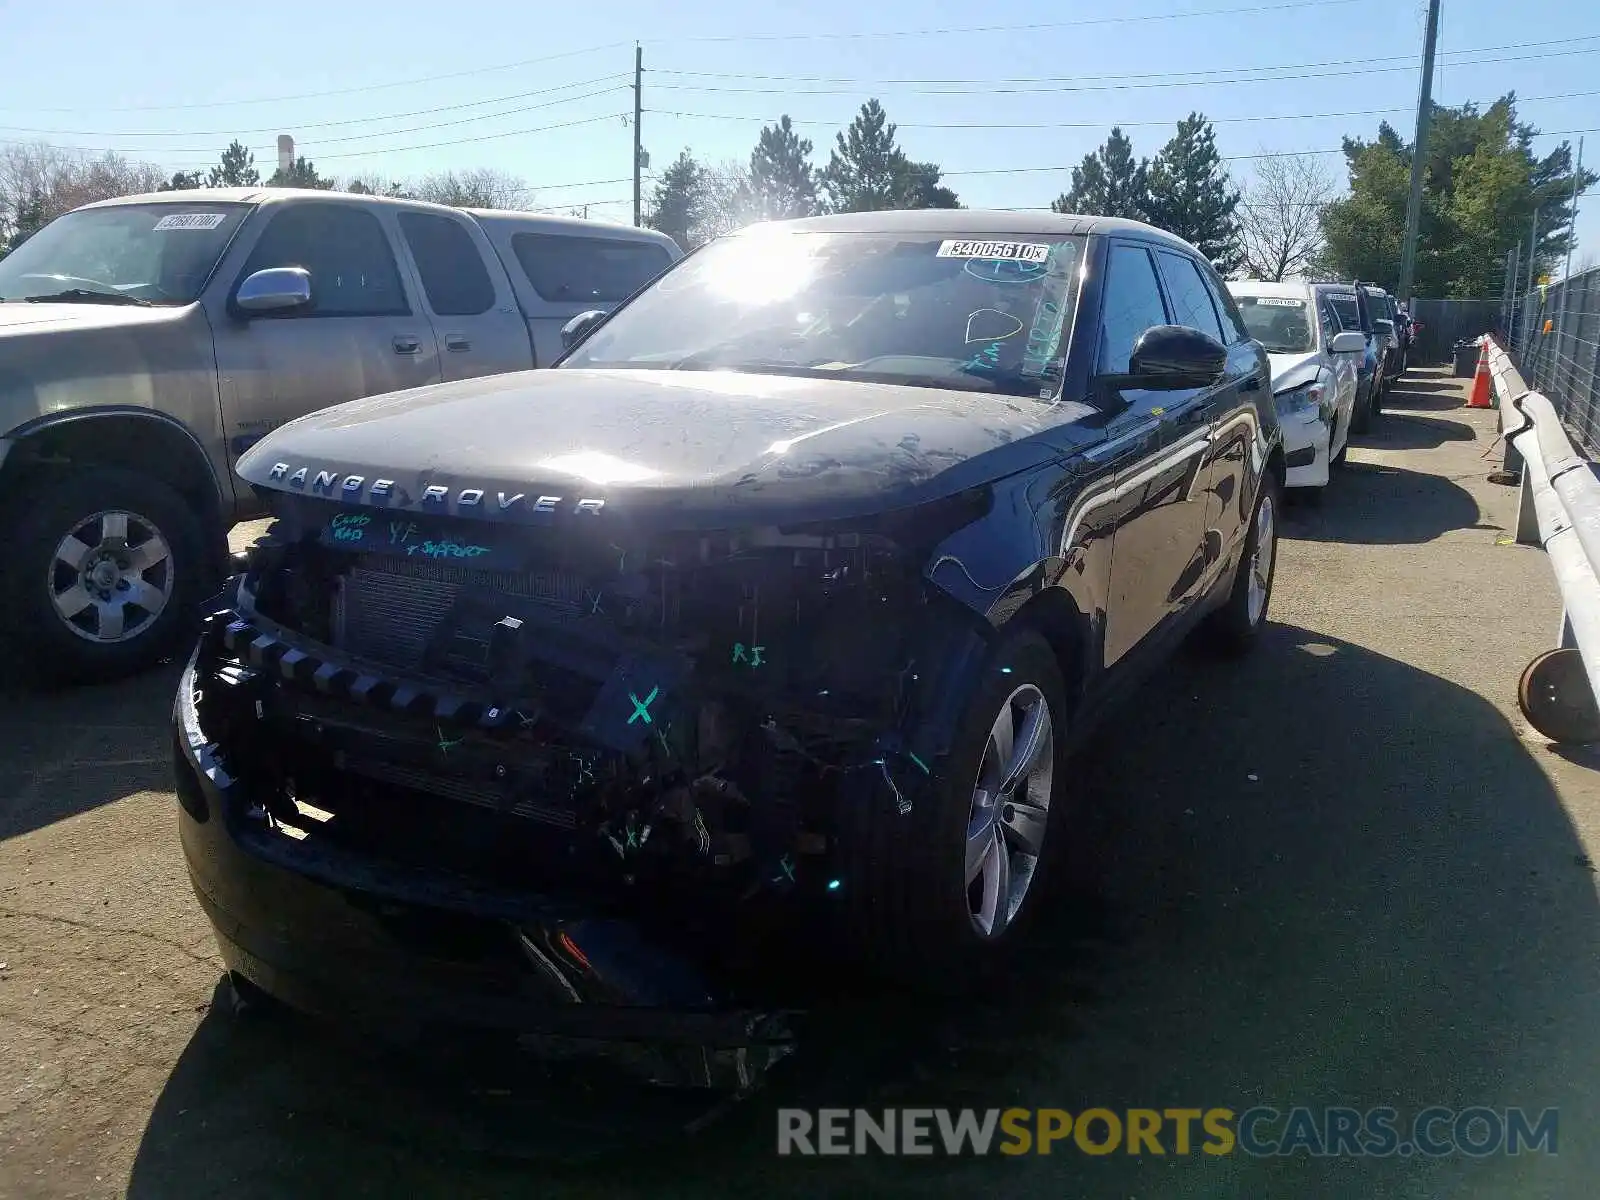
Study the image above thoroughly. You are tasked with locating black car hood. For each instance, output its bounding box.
[237,368,1096,527]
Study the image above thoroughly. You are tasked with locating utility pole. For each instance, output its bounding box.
[1397,0,1442,306]
[1552,137,1585,397]
[632,44,643,228]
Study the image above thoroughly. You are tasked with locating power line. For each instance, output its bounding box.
[645,44,1600,98]
[653,0,1371,43]
[0,108,631,162]
[648,90,1600,134]
[0,75,631,140]
[0,43,632,115]
[648,33,1600,86]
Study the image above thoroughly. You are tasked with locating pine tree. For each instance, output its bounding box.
[645,149,709,251]
[747,116,819,220]
[1144,113,1242,271]
[157,170,204,192]
[1053,128,1147,219]
[207,141,260,188]
[820,100,959,212]
[268,156,332,190]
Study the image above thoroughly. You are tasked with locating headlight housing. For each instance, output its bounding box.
[1275,370,1334,423]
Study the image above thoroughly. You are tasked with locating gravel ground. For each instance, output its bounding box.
[2,368,1598,1199]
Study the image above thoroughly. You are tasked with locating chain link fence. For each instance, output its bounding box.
[1507,264,1600,457]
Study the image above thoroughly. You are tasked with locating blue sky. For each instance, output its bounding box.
[3,0,1595,274]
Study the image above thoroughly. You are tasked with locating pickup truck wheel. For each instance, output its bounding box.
[840,628,1070,991]
[5,468,205,685]
[1204,472,1280,656]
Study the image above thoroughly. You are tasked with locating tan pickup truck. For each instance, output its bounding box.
[0,188,679,683]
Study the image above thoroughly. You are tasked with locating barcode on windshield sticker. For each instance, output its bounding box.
[937,240,1051,263]
[1253,297,1305,307]
[153,213,226,231]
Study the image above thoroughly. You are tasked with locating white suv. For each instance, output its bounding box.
[1228,280,1368,495]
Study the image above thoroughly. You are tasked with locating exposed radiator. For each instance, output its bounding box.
[332,556,584,673]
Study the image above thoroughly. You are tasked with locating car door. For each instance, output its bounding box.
[1317,293,1359,451]
[394,209,533,382]
[207,199,441,468]
[1094,241,1213,668]
[1189,258,1268,579]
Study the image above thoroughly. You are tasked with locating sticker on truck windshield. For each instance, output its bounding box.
[937,240,1051,263]
[1251,297,1305,307]
[153,212,227,231]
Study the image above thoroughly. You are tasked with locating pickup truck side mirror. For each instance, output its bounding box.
[1372,318,1395,339]
[561,309,607,352]
[235,267,312,315]
[1330,330,1367,354]
[1100,324,1228,391]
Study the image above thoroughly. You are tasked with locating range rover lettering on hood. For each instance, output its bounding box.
[264,462,606,516]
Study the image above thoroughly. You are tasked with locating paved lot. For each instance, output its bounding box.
[3,368,1599,1199]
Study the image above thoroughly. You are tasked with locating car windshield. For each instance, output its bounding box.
[559,228,1086,399]
[0,202,248,306]
[1235,293,1316,353]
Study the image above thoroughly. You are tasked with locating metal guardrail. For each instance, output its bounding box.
[1489,336,1600,743]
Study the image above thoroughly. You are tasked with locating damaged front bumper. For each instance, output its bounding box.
[174,621,802,1091]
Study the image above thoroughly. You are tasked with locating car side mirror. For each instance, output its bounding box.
[235,267,312,314]
[1330,331,1367,354]
[1104,324,1228,391]
[561,309,607,351]
[1372,318,1394,337]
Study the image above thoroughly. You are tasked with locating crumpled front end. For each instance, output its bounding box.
[177,487,993,1085]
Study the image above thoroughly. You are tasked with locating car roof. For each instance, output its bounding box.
[464,207,678,249]
[750,208,1204,254]
[1228,280,1314,299]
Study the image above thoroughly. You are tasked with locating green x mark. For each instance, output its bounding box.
[435,725,463,755]
[627,685,660,726]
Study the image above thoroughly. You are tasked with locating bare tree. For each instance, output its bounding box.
[0,142,166,251]
[697,159,759,243]
[409,168,532,210]
[1236,152,1337,281]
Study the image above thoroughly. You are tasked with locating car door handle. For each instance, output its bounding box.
[1176,405,1210,426]
[392,335,421,355]
[444,335,471,353]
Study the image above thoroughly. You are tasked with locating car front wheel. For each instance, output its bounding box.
[840,627,1070,990]
[3,468,206,685]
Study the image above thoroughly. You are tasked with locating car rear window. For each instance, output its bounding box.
[510,233,673,304]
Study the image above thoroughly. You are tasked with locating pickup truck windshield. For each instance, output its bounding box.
[0,202,247,306]
[1323,292,1361,331]
[1236,294,1315,353]
[561,229,1085,399]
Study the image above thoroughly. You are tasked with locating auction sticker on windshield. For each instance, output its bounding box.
[937,240,1051,263]
[153,213,228,231]
[1252,297,1305,307]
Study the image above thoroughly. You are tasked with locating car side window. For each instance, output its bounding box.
[1097,244,1170,375]
[397,212,495,316]
[239,203,409,317]
[1200,266,1249,344]
[1156,250,1226,344]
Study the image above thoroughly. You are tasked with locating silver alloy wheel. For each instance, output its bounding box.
[48,509,174,644]
[965,683,1055,939]
[1247,489,1276,627]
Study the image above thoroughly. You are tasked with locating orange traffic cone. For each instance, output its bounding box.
[1468,340,1493,408]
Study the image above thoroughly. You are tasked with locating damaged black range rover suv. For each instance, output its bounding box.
[176,211,1280,1083]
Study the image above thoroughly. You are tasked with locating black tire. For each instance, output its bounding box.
[2,467,207,686]
[838,626,1071,992]
[1350,380,1373,434]
[1204,470,1281,656]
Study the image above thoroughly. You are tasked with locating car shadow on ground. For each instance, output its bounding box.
[0,659,181,841]
[125,619,1599,1200]
[1361,412,1477,451]
[1286,461,1482,545]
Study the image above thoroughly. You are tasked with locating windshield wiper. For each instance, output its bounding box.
[24,289,152,307]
